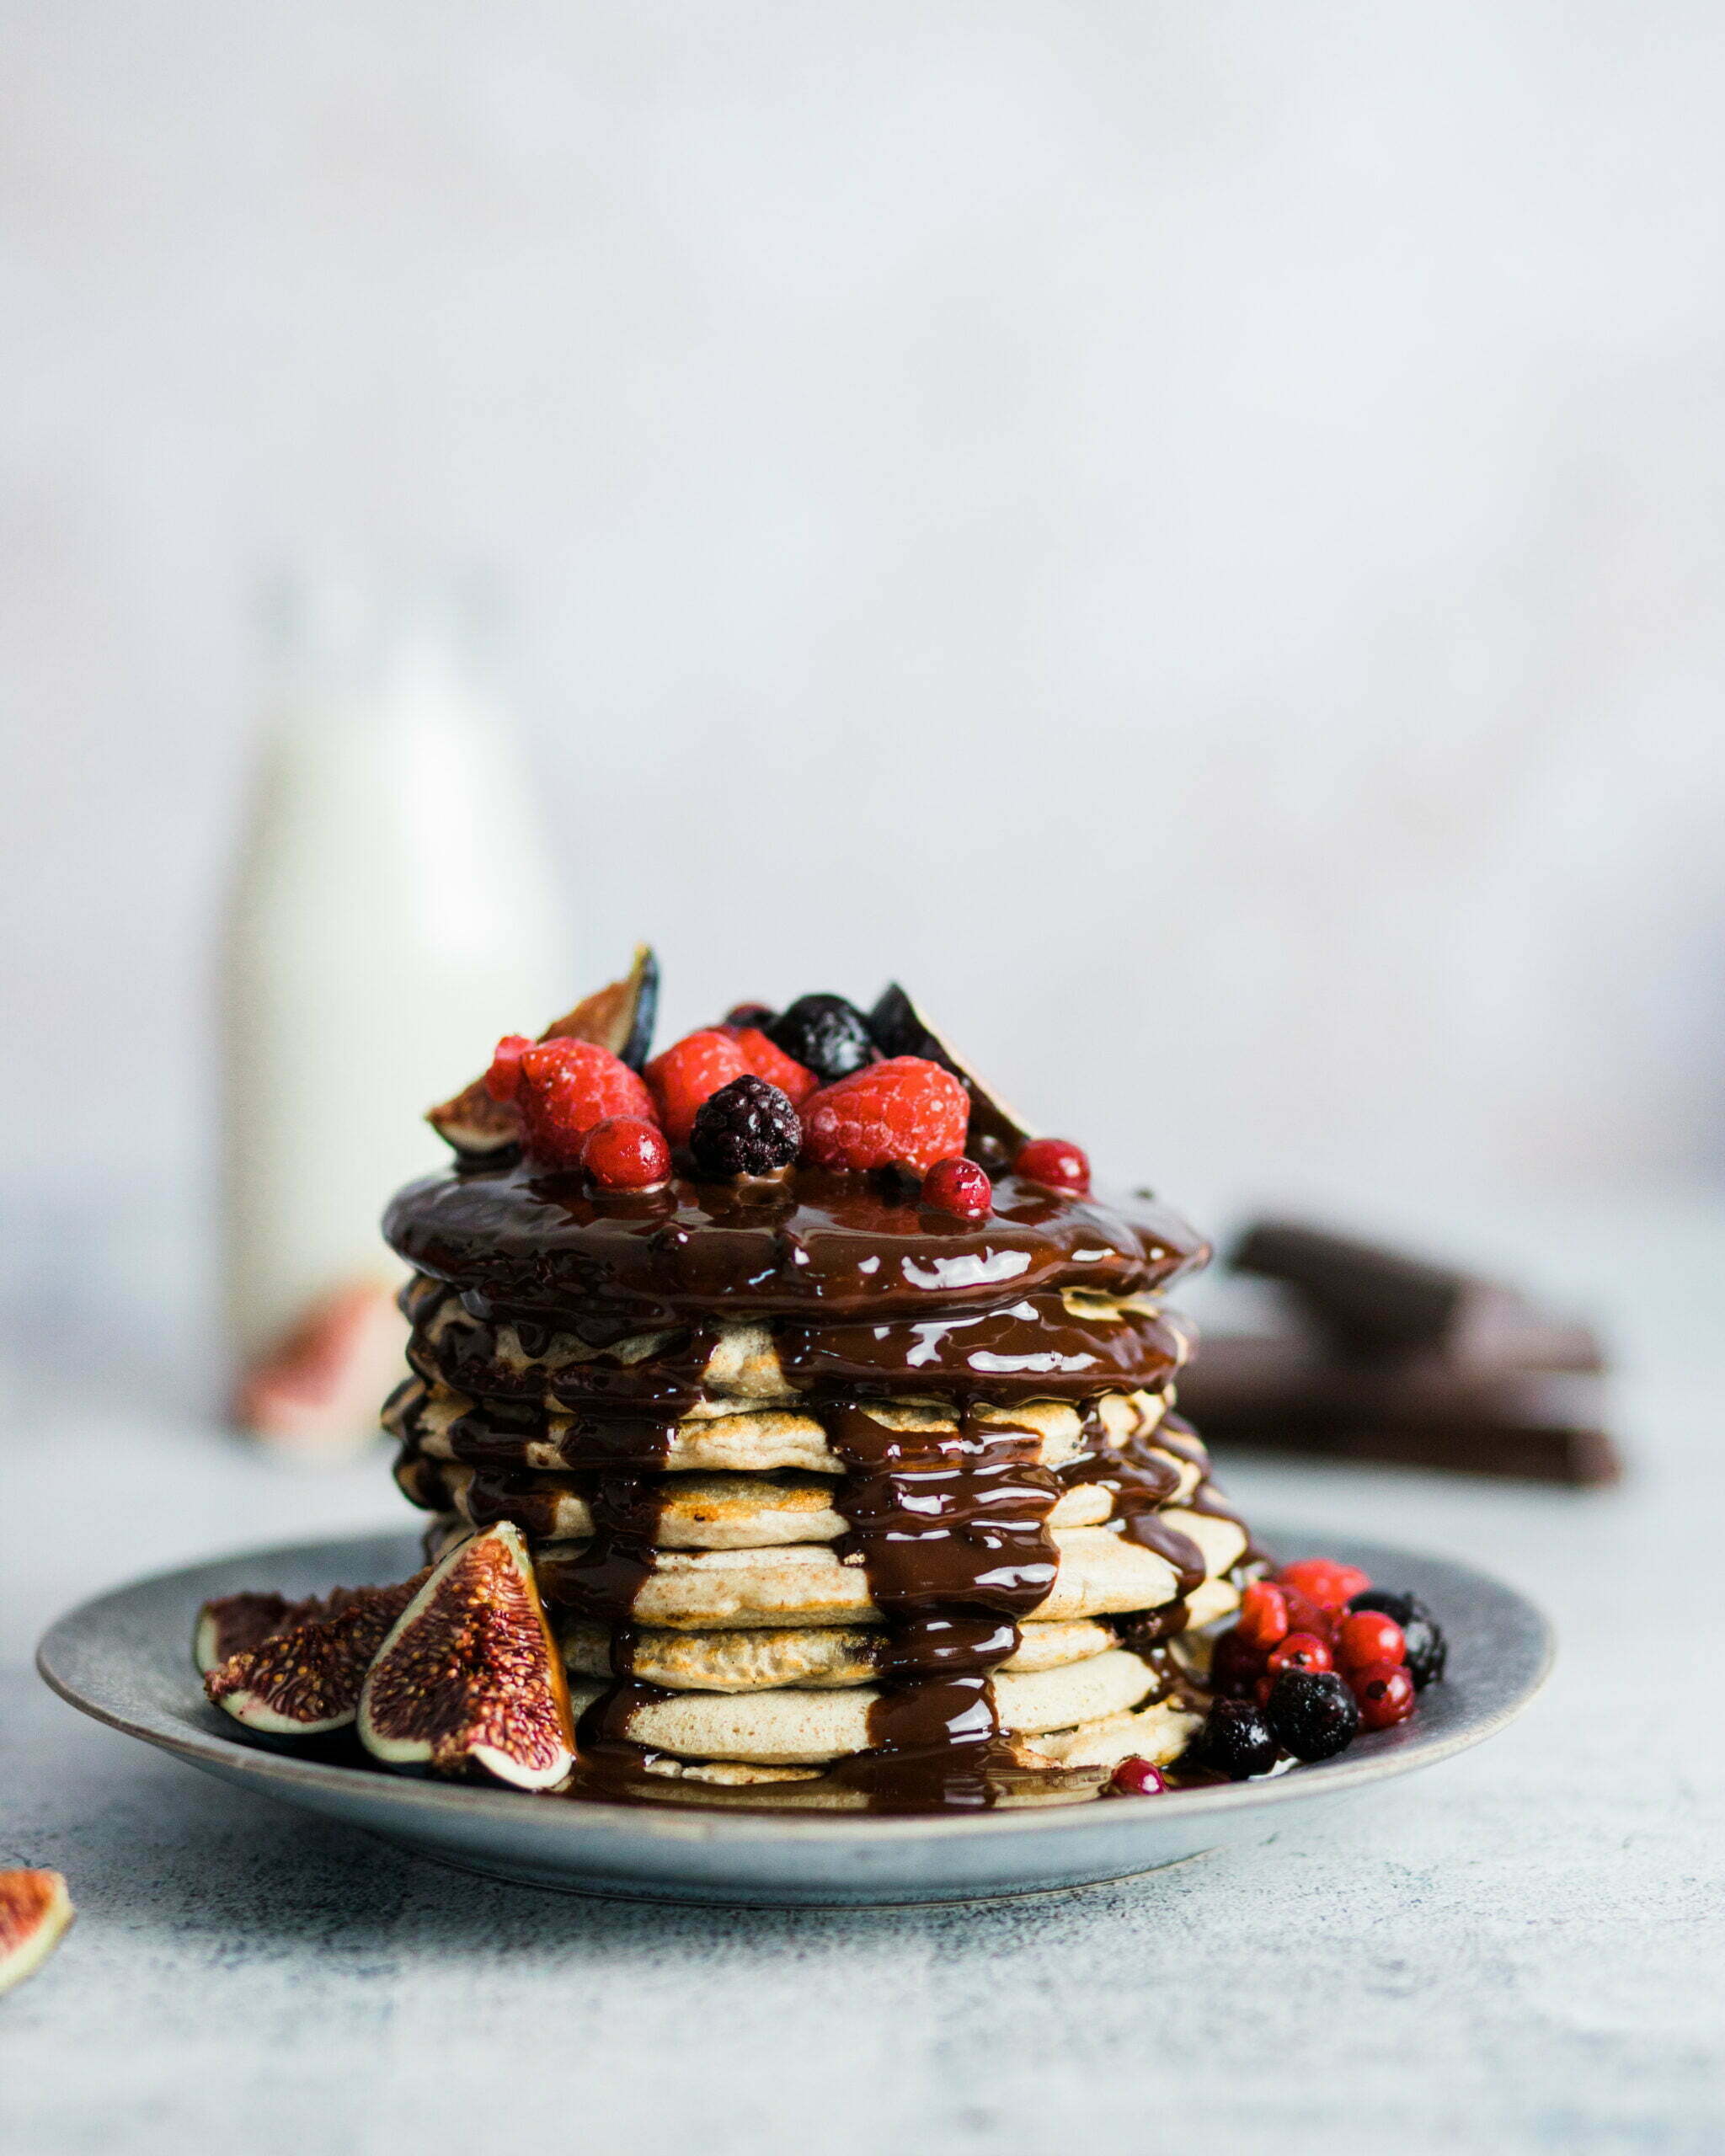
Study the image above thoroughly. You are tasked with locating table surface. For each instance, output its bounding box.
[4,1193,1723,2156]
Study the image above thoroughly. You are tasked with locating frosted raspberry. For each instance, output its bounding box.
[801,1057,969,1176]
[514,1038,655,1166]
[646,1030,748,1145]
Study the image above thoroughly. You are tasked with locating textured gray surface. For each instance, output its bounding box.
[5,1195,1725,2149]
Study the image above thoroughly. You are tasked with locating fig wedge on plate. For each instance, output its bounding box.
[427,945,659,1157]
[357,1521,575,1790]
[0,1870,73,1995]
[868,982,1033,1162]
[202,1574,427,1737]
[194,1587,357,1676]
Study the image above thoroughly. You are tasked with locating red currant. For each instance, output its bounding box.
[1278,1557,1371,1610]
[1279,1586,1336,1643]
[1337,1610,1407,1673]
[1236,1581,1290,1653]
[1351,1661,1416,1731]
[923,1156,993,1218]
[485,1034,533,1103]
[581,1116,671,1191]
[1014,1137,1092,1194]
[1266,1630,1334,1677]
[1111,1756,1167,1796]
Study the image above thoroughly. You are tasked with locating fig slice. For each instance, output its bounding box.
[194,1586,368,1677]
[358,1521,575,1790]
[0,1870,73,1995]
[203,1574,427,1737]
[868,981,1034,1163]
[426,944,660,1157]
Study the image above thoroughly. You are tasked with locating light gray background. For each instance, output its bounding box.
[5,3,1725,1320]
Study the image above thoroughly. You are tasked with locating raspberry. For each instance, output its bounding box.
[1014,1138,1092,1194]
[1266,1630,1334,1678]
[646,1030,748,1145]
[1278,1557,1371,1611]
[581,1116,671,1191]
[1279,1586,1337,1644]
[1336,1610,1407,1674]
[513,1038,655,1166]
[1235,1581,1290,1653]
[1265,1668,1359,1760]
[766,994,877,1083]
[484,1035,533,1104]
[1110,1756,1167,1796]
[1351,1661,1416,1731]
[923,1156,992,1218]
[801,1057,969,1175]
[724,1026,819,1107]
[690,1075,801,1179]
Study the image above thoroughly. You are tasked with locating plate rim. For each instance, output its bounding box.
[36,1524,1555,1849]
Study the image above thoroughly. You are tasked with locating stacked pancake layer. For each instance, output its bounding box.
[382,1163,1253,1810]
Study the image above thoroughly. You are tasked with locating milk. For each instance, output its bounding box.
[221,584,566,1412]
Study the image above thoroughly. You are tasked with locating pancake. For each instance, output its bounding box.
[563,1647,1162,1764]
[561,1614,1121,1691]
[386,1376,1174,1479]
[533,1513,1247,1630]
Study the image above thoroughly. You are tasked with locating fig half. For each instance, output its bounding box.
[868,981,1033,1162]
[357,1521,575,1790]
[194,1588,355,1676]
[0,1870,74,1995]
[203,1575,427,1737]
[427,944,659,1157]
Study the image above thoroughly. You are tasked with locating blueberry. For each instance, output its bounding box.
[1265,1668,1359,1760]
[724,1003,777,1030]
[689,1075,801,1179]
[766,995,876,1084]
[1194,1698,1279,1780]
[1349,1589,1447,1690]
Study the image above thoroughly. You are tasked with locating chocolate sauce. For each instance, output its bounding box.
[384,1161,1208,1321]
[1060,1405,1207,1595]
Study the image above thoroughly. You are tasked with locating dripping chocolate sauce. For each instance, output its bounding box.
[381,1161,1226,1812]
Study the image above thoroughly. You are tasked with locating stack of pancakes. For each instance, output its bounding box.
[382,1161,1253,1809]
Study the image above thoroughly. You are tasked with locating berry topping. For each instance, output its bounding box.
[1235,1580,1290,1653]
[484,1035,533,1104]
[1351,1661,1417,1730]
[507,1038,656,1166]
[923,1156,992,1218]
[724,1026,820,1107]
[1264,1668,1360,1760]
[690,1075,802,1180]
[1266,1630,1334,1677]
[646,1029,749,1145]
[766,994,878,1084]
[802,1057,969,1175]
[1278,1585,1337,1644]
[581,1116,672,1191]
[1014,1138,1092,1194]
[1349,1589,1447,1689]
[1277,1558,1371,1611]
[1110,1756,1167,1796]
[1195,1698,1279,1780]
[724,1003,777,1030]
[1336,1609,1407,1674]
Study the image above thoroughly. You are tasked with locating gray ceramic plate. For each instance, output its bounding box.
[37,1527,1551,1907]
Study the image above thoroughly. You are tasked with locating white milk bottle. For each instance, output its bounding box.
[221,574,567,1451]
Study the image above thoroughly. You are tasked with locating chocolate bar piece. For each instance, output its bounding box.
[1230,1220,1603,1370]
[1177,1332,1622,1486]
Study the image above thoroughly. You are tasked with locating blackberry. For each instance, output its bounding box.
[689,1075,801,1179]
[725,1002,777,1030]
[1348,1589,1447,1689]
[766,994,876,1083]
[1265,1668,1359,1760]
[1194,1698,1279,1780]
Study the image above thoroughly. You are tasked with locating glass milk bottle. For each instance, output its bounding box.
[221,575,566,1451]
